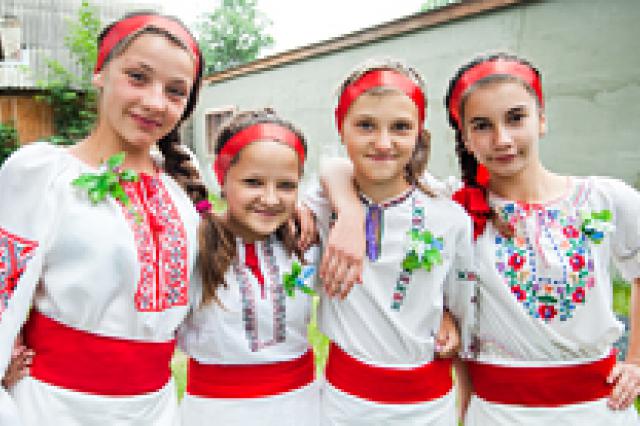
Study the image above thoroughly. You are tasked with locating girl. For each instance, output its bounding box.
[445,53,640,424]
[303,59,476,425]
[178,109,320,425]
[0,12,209,425]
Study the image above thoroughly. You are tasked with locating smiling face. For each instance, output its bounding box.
[461,79,546,179]
[93,32,195,152]
[340,90,420,199]
[222,140,301,242]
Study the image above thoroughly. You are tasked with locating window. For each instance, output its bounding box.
[204,106,236,159]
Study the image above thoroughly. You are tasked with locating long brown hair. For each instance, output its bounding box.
[337,58,435,197]
[199,108,308,306]
[445,53,543,238]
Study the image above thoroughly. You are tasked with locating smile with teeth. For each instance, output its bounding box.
[367,153,396,161]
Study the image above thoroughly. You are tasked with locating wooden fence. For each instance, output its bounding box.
[0,93,53,144]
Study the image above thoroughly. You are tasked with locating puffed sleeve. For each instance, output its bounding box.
[442,207,477,359]
[603,178,640,282]
[0,143,59,379]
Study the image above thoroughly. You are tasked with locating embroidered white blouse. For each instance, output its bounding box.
[179,236,318,364]
[0,143,200,422]
[305,185,476,366]
[474,176,640,363]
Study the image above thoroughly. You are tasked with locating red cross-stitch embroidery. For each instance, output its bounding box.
[121,175,188,312]
[0,227,38,320]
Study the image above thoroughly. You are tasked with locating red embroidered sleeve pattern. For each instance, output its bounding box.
[121,175,189,312]
[0,227,38,320]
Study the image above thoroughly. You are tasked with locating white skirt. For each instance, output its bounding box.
[11,376,179,426]
[180,380,321,426]
[321,381,457,426]
[465,394,639,426]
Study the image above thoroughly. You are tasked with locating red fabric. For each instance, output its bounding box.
[475,164,490,187]
[335,69,426,132]
[467,352,617,407]
[95,14,200,76]
[448,58,543,128]
[244,242,266,298]
[325,342,452,404]
[452,186,491,240]
[187,349,315,398]
[23,310,176,396]
[214,123,306,185]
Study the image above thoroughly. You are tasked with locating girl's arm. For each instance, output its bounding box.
[453,357,472,422]
[1,336,33,390]
[607,276,640,410]
[318,158,365,299]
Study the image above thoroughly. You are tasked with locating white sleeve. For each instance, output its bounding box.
[0,143,59,379]
[605,178,640,282]
[442,210,477,359]
[302,181,334,244]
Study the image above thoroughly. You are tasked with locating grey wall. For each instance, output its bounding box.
[193,0,640,190]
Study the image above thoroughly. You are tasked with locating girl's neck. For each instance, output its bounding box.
[488,162,568,204]
[69,125,156,174]
[355,175,411,204]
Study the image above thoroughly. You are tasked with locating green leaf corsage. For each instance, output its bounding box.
[402,229,444,272]
[72,152,139,214]
[283,261,317,297]
[580,209,614,244]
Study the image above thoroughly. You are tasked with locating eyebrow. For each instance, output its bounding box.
[127,61,190,85]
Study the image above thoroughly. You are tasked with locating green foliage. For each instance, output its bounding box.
[613,278,630,317]
[36,0,99,145]
[421,0,458,12]
[0,122,19,167]
[196,0,274,74]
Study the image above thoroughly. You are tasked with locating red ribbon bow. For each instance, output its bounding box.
[452,186,491,240]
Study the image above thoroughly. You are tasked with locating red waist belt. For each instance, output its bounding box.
[325,342,453,404]
[187,349,315,398]
[23,310,176,396]
[467,352,617,407]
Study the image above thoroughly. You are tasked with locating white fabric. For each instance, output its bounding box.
[305,184,474,423]
[180,380,321,426]
[179,237,317,364]
[178,237,320,425]
[0,143,200,425]
[305,184,476,365]
[466,394,638,426]
[322,383,456,426]
[469,176,640,424]
[475,177,640,362]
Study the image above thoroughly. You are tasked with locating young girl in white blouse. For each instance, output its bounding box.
[303,59,476,425]
[445,52,640,425]
[178,109,320,426]
[0,12,209,425]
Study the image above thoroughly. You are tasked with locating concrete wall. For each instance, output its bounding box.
[193,0,640,190]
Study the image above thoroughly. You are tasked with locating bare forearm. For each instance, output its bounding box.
[319,157,362,219]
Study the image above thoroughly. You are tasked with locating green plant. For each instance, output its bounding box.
[0,122,19,167]
[36,0,99,146]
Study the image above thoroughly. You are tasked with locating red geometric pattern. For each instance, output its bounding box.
[121,175,188,312]
[0,227,38,320]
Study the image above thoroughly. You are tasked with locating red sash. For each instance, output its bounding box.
[187,349,315,398]
[467,352,617,407]
[325,342,453,404]
[23,310,176,396]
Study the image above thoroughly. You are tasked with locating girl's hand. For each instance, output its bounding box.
[435,309,460,358]
[2,339,34,390]
[294,204,318,252]
[607,361,640,410]
[320,210,364,299]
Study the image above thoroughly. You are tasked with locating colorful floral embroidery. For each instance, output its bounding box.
[283,261,316,297]
[235,238,287,352]
[0,227,38,320]
[494,185,602,322]
[580,209,614,244]
[121,175,188,312]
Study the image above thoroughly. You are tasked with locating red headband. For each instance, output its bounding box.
[214,123,306,185]
[95,14,200,77]
[335,69,426,132]
[448,58,543,128]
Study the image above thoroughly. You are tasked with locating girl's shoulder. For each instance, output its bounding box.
[0,142,70,188]
[572,176,640,210]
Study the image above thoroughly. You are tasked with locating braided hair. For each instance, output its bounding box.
[445,52,542,238]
